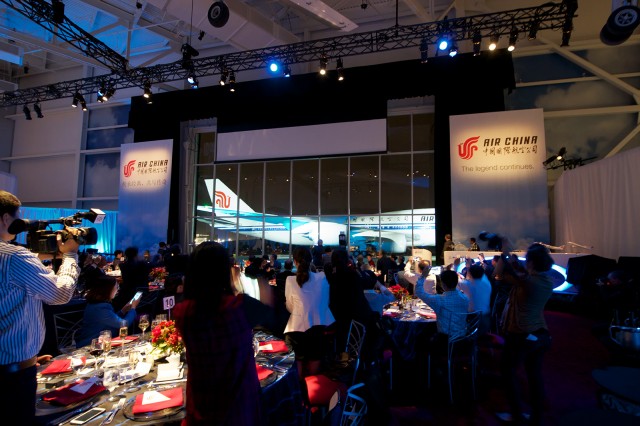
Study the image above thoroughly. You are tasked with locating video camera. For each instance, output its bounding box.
[7,208,105,254]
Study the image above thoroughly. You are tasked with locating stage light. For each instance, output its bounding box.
[508,28,518,52]
[419,38,429,63]
[190,77,199,89]
[187,72,197,85]
[81,100,87,111]
[102,87,115,102]
[336,58,344,81]
[229,71,236,92]
[23,105,32,120]
[319,56,328,75]
[97,85,106,99]
[472,32,481,56]
[72,94,79,108]
[489,34,499,51]
[283,64,291,77]
[268,60,279,73]
[448,42,458,57]
[561,21,572,47]
[51,0,65,25]
[437,36,449,51]
[556,147,566,161]
[143,82,152,99]
[219,70,228,86]
[33,101,43,118]
[528,21,540,40]
[197,30,205,41]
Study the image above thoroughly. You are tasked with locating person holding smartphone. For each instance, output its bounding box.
[74,275,141,348]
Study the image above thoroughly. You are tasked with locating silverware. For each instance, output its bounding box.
[100,398,125,425]
[47,402,92,426]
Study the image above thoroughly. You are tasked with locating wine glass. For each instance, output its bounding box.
[100,330,112,364]
[138,314,150,341]
[70,350,87,375]
[253,337,260,357]
[89,338,104,367]
[119,320,128,355]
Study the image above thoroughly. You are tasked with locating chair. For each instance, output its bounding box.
[323,383,368,426]
[428,310,482,404]
[305,320,366,424]
[53,309,85,353]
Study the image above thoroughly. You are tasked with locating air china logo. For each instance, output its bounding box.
[215,191,231,209]
[458,136,479,160]
[124,160,136,177]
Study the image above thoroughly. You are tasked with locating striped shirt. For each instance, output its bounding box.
[0,241,79,364]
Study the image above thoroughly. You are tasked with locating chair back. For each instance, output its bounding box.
[448,311,482,356]
[345,320,366,385]
[340,383,368,426]
[53,309,85,353]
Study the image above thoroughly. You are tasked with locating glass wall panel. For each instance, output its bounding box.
[292,160,319,215]
[237,215,263,256]
[239,162,264,213]
[291,216,318,254]
[413,113,435,151]
[350,156,379,215]
[320,158,348,215]
[213,217,237,256]
[194,166,213,214]
[214,164,238,215]
[319,216,348,251]
[413,153,435,209]
[349,214,379,255]
[198,132,216,164]
[265,161,291,215]
[83,153,120,197]
[263,215,291,257]
[86,127,134,150]
[194,219,213,245]
[381,154,411,213]
[387,115,411,152]
[88,105,130,128]
[411,213,436,262]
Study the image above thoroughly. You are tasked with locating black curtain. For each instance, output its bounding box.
[129,50,514,251]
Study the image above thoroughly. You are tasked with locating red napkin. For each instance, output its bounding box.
[255,364,274,381]
[111,336,139,347]
[42,380,106,406]
[258,340,288,353]
[383,311,401,318]
[132,387,184,414]
[41,359,72,375]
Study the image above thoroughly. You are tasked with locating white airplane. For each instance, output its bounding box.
[197,179,436,253]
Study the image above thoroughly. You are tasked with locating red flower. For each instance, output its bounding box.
[150,320,184,354]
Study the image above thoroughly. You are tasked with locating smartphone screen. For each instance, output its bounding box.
[130,291,143,303]
[70,407,106,424]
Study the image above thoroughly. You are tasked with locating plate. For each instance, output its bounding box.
[122,395,184,421]
[35,390,107,416]
[259,370,277,388]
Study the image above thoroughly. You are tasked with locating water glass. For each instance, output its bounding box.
[103,367,119,388]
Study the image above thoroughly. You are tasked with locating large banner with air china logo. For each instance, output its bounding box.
[450,108,549,249]
[117,139,173,251]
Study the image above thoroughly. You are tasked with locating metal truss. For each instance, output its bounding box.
[0,0,128,73]
[1,1,576,108]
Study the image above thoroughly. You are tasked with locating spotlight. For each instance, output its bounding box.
[190,77,199,89]
[102,87,115,102]
[508,28,518,52]
[472,32,481,56]
[561,21,572,47]
[97,85,106,99]
[229,71,236,92]
[556,147,566,161]
[268,60,279,73]
[51,0,65,25]
[219,70,228,86]
[283,64,291,77]
[448,42,458,57]
[336,58,344,81]
[81,101,87,111]
[34,101,43,118]
[489,34,499,51]
[197,30,205,41]
[437,36,449,51]
[419,38,429,63]
[23,105,32,120]
[181,43,199,60]
[319,56,328,75]
[187,72,197,85]
[136,1,142,9]
[72,93,79,108]
[528,21,540,40]
[143,82,152,99]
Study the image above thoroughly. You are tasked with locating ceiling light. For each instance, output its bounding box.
[97,85,106,99]
[556,147,566,161]
[143,82,152,99]
[472,32,481,56]
[336,58,344,81]
[187,72,197,85]
[437,36,449,51]
[81,101,87,111]
[489,34,499,51]
[448,42,458,57]
[319,56,328,75]
[23,105,32,120]
[102,87,115,102]
[283,64,291,77]
[528,21,540,40]
[190,77,199,89]
[72,94,79,108]
[33,101,43,118]
[229,71,236,92]
[508,28,518,51]
[219,70,228,86]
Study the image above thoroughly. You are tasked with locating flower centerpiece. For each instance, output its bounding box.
[150,320,184,360]
[149,267,168,285]
[387,284,409,300]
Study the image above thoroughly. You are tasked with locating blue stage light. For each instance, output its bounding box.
[437,37,449,51]
[268,61,279,73]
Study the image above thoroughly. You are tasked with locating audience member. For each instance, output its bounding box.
[164,243,188,274]
[458,264,492,334]
[113,246,150,311]
[174,241,261,425]
[75,275,140,348]
[284,248,335,379]
[376,251,396,284]
[311,239,324,269]
[469,237,480,251]
[401,258,437,295]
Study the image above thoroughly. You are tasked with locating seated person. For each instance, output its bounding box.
[75,275,140,348]
[365,282,396,314]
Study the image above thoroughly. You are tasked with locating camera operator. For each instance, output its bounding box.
[0,190,81,423]
[494,239,560,425]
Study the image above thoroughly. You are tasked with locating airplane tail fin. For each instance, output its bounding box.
[204,179,255,213]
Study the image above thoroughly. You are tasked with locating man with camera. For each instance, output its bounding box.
[0,190,81,423]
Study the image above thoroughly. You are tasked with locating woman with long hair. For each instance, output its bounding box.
[173,241,261,425]
[284,247,334,379]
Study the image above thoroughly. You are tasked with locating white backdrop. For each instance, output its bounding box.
[554,147,640,260]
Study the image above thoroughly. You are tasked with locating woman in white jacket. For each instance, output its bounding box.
[284,247,335,379]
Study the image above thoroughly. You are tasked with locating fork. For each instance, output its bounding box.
[100,398,125,425]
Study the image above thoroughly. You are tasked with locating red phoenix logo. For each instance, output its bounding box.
[124,160,136,177]
[458,136,480,160]
[215,191,231,209]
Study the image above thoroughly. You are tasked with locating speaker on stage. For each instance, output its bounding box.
[567,254,617,286]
